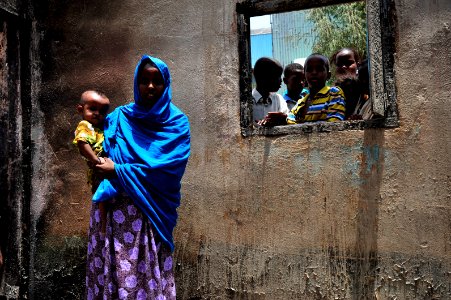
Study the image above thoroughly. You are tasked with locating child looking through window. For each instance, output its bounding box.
[287,53,346,123]
[331,47,361,81]
[252,57,289,126]
[282,63,309,111]
[332,48,363,118]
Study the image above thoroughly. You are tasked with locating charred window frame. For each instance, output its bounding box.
[0,2,32,299]
[237,0,398,136]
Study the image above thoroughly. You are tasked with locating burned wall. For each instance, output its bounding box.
[0,3,33,298]
[6,0,450,299]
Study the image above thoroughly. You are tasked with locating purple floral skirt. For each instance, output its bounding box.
[85,196,176,300]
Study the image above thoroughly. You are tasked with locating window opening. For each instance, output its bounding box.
[237,0,399,136]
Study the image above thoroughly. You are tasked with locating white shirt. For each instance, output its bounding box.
[252,89,289,121]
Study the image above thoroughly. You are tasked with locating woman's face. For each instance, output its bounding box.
[335,49,358,79]
[138,64,165,108]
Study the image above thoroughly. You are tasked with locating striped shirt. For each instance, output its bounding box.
[287,86,346,123]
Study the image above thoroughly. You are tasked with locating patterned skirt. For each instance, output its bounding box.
[85,196,176,300]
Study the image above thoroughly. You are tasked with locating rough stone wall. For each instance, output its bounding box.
[5,0,449,299]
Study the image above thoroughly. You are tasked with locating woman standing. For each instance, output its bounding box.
[86,55,190,300]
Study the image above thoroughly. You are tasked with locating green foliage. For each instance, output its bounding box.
[308,2,367,61]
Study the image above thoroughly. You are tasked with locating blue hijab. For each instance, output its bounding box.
[93,55,190,251]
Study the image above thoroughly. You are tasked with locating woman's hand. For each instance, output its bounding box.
[95,157,116,175]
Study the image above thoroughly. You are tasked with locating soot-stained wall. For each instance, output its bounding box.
[1,0,450,299]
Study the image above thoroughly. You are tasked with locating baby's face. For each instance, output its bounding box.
[80,94,110,127]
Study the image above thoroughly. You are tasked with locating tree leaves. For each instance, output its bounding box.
[307,2,367,60]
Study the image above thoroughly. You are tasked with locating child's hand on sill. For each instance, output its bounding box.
[95,157,115,175]
[257,112,287,127]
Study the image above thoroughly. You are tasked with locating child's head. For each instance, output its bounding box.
[304,53,331,91]
[137,61,165,108]
[331,48,360,80]
[253,57,283,93]
[283,63,305,96]
[77,90,110,127]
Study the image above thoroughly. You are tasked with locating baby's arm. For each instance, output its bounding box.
[77,141,104,165]
[73,120,104,164]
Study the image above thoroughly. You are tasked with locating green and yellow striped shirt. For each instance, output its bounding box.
[287,86,346,124]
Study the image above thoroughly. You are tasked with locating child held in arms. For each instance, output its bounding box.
[252,57,289,126]
[282,63,309,111]
[73,90,110,234]
[287,53,346,123]
[349,59,374,120]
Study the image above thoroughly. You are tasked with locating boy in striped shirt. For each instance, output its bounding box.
[287,53,346,124]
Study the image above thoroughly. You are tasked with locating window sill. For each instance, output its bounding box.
[242,118,398,137]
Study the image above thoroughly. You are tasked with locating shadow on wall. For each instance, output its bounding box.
[353,128,384,299]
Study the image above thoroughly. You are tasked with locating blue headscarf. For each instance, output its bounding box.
[93,55,190,251]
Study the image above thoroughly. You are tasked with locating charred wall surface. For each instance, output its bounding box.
[0,0,450,299]
[0,2,32,298]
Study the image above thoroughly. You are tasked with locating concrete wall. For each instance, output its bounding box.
[2,0,449,298]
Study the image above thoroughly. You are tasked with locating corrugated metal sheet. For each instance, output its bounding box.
[271,10,316,68]
[271,10,316,93]
[250,11,316,93]
[250,33,273,67]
